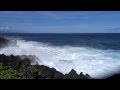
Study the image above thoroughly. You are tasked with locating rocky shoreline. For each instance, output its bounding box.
[0,54,92,79]
[0,37,92,79]
[0,37,120,79]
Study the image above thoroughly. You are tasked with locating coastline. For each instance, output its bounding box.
[0,37,91,79]
[0,37,119,79]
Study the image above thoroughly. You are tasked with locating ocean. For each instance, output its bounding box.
[0,33,120,79]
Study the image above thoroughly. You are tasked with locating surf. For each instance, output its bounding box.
[0,38,120,78]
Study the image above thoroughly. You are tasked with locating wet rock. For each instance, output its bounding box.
[106,74,120,79]
[64,69,91,79]
[0,37,13,48]
[0,54,91,79]
[0,37,92,79]
[20,55,39,65]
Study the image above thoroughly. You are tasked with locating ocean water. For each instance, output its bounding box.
[0,33,120,78]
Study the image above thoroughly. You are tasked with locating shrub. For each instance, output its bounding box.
[0,63,25,79]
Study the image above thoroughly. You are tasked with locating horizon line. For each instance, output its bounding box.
[1,32,120,34]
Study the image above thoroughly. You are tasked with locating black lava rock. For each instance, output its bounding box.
[0,53,91,79]
[106,74,120,79]
[64,69,91,79]
[0,37,11,48]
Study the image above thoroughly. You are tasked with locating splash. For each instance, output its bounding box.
[0,39,120,78]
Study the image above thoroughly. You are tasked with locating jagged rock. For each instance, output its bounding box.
[51,68,64,79]
[106,74,120,79]
[0,54,91,79]
[85,74,91,78]
[64,69,91,79]
[0,37,91,79]
[0,37,13,48]
[20,55,39,65]
[64,69,79,79]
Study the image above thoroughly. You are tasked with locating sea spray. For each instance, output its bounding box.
[0,38,120,78]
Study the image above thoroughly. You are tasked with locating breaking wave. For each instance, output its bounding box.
[0,38,120,78]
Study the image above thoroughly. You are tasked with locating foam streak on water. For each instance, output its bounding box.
[0,39,120,79]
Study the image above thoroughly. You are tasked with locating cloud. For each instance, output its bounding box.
[105,27,120,31]
[34,11,89,21]
[0,26,10,30]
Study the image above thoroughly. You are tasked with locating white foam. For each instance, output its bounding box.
[0,39,120,78]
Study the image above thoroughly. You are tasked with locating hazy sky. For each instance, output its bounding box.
[0,11,120,33]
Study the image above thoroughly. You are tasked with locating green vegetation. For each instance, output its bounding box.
[0,63,25,79]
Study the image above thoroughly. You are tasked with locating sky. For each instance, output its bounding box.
[0,11,120,33]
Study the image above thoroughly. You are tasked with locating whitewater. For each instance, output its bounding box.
[0,38,120,79]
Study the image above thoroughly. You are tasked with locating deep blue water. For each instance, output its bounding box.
[1,33,120,50]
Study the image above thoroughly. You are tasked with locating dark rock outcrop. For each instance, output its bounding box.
[20,55,39,65]
[0,37,10,47]
[0,37,14,48]
[0,54,92,79]
[106,74,120,79]
[0,37,92,79]
[64,69,91,79]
